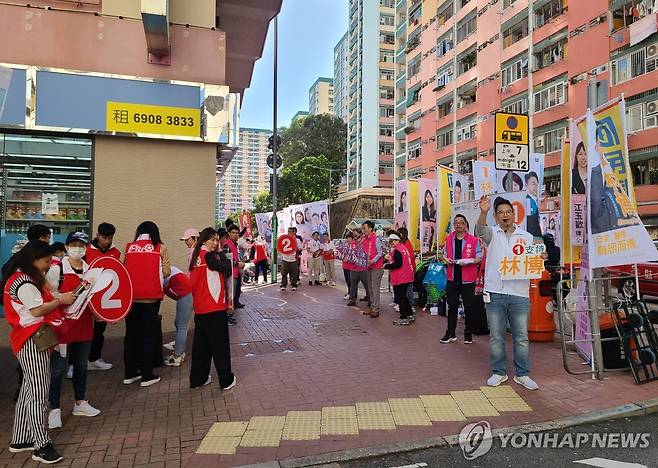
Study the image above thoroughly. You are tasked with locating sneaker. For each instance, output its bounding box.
[227,315,237,326]
[331,281,336,286]
[221,375,237,390]
[140,376,161,387]
[393,304,400,312]
[32,443,63,464]
[48,409,62,429]
[464,334,473,344]
[163,341,175,351]
[164,352,185,367]
[9,442,34,453]
[309,281,313,286]
[235,303,245,309]
[343,294,349,300]
[487,374,509,387]
[122,375,142,385]
[359,297,370,302]
[88,358,112,371]
[440,333,457,344]
[291,286,297,291]
[191,375,212,389]
[314,281,321,286]
[407,314,415,322]
[347,301,356,306]
[65,365,73,379]
[393,318,411,326]
[72,401,100,417]
[513,375,539,391]
[280,286,286,290]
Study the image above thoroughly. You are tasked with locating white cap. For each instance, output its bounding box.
[388,233,401,241]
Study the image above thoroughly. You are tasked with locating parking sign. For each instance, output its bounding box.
[495,112,529,172]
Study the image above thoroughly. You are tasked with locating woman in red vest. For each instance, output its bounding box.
[439,214,482,344]
[123,221,171,388]
[48,232,101,431]
[188,227,237,390]
[249,237,269,284]
[384,232,415,326]
[1,241,75,464]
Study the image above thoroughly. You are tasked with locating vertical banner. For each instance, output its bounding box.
[277,209,287,235]
[582,106,658,270]
[255,213,273,246]
[452,173,469,204]
[560,138,580,264]
[437,167,453,247]
[418,178,437,254]
[473,161,497,199]
[306,201,330,237]
[570,119,586,247]
[408,179,420,251]
[238,211,253,238]
[394,179,409,233]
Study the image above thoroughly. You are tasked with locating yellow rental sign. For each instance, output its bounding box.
[106,101,201,138]
[495,112,529,145]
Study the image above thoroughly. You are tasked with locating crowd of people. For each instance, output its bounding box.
[2,194,547,464]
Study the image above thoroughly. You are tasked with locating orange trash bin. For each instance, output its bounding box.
[528,269,556,342]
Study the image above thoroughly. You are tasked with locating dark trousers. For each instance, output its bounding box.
[255,260,268,282]
[49,341,92,408]
[280,260,299,288]
[393,283,413,319]
[190,312,234,388]
[233,273,243,306]
[123,301,160,380]
[343,269,351,295]
[89,320,107,362]
[446,281,476,337]
[348,270,369,302]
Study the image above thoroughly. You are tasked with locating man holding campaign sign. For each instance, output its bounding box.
[279,228,302,291]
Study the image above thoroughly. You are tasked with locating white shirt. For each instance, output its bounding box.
[307,239,321,254]
[480,224,534,298]
[281,238,303,263]
[321,241,335,252]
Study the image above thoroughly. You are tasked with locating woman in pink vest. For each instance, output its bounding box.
[188,227,236,390]
[384,232,415,326]
[439,214,482,344]
[123,221,171,388]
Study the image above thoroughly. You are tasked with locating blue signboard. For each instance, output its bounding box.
[0,67,26,127]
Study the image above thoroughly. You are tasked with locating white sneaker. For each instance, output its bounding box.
[140,376,161,387]
[48,409,62,429]
[487,374,509,387]
[164,352,185,367]
[192,375,212,389]
[87,359,112,371]
[331,281,336,286]
[393,304,400,312]
[65,365,73,379]
[222,375,237,391]
[513,375,539,391]
[72,401,101,417]
[343,294,349,300]
[163,341,175,351]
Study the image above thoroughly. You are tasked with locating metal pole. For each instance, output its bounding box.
[270,16,279,283]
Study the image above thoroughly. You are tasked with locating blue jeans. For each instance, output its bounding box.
[174,293,194,357]
[49,341,92,408]
[486,293,530,377]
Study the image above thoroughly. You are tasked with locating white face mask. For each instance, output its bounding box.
[67,246,85,260]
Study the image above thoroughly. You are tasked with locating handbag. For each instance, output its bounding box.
[32,324,58,352]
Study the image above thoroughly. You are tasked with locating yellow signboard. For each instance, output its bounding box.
[106,101,201,138]
[495,112,529,145]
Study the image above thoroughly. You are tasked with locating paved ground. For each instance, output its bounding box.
[1,271,658,468]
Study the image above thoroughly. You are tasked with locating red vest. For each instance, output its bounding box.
[403,239,417,271]
[363,233,384,270]
[3,272,66,354]
[85,243,121,263]
[445,232,479,283]
[124,239,164,300]
[165,269,192,301]
[389,244,415,286]
[58,258,93,343]
[190,246,227,314]
[224,239,239,276]
[253,243,268,263]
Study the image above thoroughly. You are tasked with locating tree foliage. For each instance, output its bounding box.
[279,114,347,167]
[252,191,273,213]
[277,155,342,207]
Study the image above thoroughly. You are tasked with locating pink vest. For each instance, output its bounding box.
[389,244,415,286]
[363,233,384,270]
[445,232,479,283]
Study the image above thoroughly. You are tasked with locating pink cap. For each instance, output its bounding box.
[180,228,199,240]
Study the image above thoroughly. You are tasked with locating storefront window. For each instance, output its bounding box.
[0,133,92,265]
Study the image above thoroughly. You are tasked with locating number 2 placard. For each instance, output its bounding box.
[87,256,134,323]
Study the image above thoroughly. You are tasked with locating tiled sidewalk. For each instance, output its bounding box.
[1,278,657,468]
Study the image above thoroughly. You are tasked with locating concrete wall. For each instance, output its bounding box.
[102,0,216,28]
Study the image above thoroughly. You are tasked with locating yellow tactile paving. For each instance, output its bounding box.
[356,401,392,414]
[239,430,282,447]
[388,398,426,413]
[206,421,249,437]
[320,417,360,435]
[419,394,459,408]
[321,406,356,418]
[282,411,321,440]
[246,416,286,431]
[480,385,521,399]
[488,397,532,412]
[196,436,242,455]
[424,406,467,422]
[451,390,500,417]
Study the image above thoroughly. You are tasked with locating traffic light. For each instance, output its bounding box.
[268,135,282,150]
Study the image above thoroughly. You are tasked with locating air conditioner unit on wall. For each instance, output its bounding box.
[647,43,658,59]
[646,99,658,116]
[535,135,545,147]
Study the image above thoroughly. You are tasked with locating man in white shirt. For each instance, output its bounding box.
[320,233,336,286]
[476,196,547,391]
[306,231,323,286]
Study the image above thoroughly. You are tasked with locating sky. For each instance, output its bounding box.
[239,0,348,130]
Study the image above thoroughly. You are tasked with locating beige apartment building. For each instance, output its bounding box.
[309,77,335,116]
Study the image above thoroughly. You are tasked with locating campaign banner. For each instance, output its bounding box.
[238,211,253,239]
[395,179,408,215]
[499,243,546,280]
[582,106,658,270]
[540,211,560,245]
[408,179,420,251]
[335,240,369,269]
[255,213,273,246]
[452,173,469,204]
[574,246,592,361]
[276,209,287,235]
[304,201,330,238]
[561,139,581,265]
[569,119,587,246]
[473,161,497,199]
[418,178,437,254]
[452,191,528,234]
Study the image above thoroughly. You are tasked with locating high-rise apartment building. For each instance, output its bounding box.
[309,77,335,116]
[394,0,408,181]
[395,0,658,219]
[346,0,396,191]
[216,128,270,221]
[334,32,350,122]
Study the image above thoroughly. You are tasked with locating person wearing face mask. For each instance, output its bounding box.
[476,196,547,391]
[47,232,101,430]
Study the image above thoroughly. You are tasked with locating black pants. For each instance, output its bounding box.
[255,260,268,282]
[123,301,160,380]
[89,320,107,362]
[343,269,351,295]
[233,272,243,305]
[446,281,476,337]
[393,283,413,319]
[190,312,234,388]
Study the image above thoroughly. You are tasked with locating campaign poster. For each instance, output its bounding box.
[561,139,581,264]
[540,211,560,245]
[452,191,528,234]
[238,211,253,239]
[582,104,658,270]
[452,173,469,204]
[574,246,592,362]
[418,178,437,254]
[473,161,497,199]
[255,212,273,246]
[408,179,420,251]
[305,201,330,238]
[570,119,587,247]
[395,179,408,214]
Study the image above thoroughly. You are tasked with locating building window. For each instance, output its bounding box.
[408,140,421,159]
[534,37,567,70]
[436,65,454,87]
[380,49,395,63]
[611,44,658,85]
[535,0,565,28]
[380,0,395,7]
[380,125,394,137]
[503,0,517,9]
[380,33,395,44]
[458,50,477,75]
[380,106,395,117]
[501,57,528,87]
[380,69,395,81]
[437,128,453,148]
[436,34,454,58]
[533,81,567,112]
[535,127,565,154]
[457,15,477,43]
[503,18,529,49]
[379,143,394,155]
[380,14,395,26]
[437,3,454,26]
[380,87,395,99]
[408,56,421,77]
[611,0,656,32]
[626,101,658,132]
[456,121,477,142]
[437,99,454,118]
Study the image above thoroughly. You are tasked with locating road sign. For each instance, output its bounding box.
[87,256,134,323]
[277,234,297,255]
[495,112,529,172]
[267,153,282,169]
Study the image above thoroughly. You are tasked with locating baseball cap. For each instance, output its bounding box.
[180,228,199,240]
[65,231,89,244]
[387,233,401,241]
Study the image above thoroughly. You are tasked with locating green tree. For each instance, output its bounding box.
[279,114,347,166]
[252,191,273,213]
[278,155,342,206]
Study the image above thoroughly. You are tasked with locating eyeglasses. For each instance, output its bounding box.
[496,210,514,216]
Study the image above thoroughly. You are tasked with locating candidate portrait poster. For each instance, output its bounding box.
[418,178,437,254]
[408,179,420,251]
[452,191,528,234]
[255,212,273,246]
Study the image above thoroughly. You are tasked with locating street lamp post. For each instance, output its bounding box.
[270,16,279,283]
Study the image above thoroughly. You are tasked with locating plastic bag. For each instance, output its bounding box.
[423,262,447,293]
